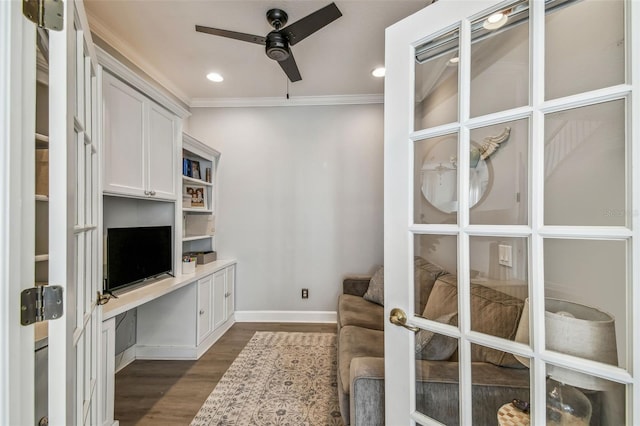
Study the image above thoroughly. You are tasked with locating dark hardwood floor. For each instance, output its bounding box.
[114,322,337,425]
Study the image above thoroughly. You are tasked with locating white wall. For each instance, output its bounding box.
[186,104,384,312]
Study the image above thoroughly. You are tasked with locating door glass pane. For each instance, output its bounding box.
[470,0,530,117]
[545,365,625,426]
[472,345,530,426]
[415,335,459,424]
[470,235,528,298]
[469,236,527,347]
[544,100,626,226]
[414,27,459,130]
[470,118,529,225]
[545,0,625,100]
[415,234,457,318]
[544,239,627,370]
[415,135,459,224]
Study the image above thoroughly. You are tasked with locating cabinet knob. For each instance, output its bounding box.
[225,292,231,298]
[199,309,205,315]
[149,190,156,196]
[143,190,150,195]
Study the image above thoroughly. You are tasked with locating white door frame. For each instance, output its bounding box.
[0,2,37,425]
[1,0,102,424]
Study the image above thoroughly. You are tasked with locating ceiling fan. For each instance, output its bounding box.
[195,2,342,83]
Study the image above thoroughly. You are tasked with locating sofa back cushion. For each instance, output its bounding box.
[423,274,524,367]
[363,258,447,309]
[414,257,447,313]
[363,266,385,306]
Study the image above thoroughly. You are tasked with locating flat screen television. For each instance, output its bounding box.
[106,226,173,293]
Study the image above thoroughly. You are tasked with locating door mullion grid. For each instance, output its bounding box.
[529,0,547,423]
[629,0,640,421]
[456,15,473,426]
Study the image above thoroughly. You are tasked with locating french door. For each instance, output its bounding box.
[1,0,101,424]
[384,0,639,424]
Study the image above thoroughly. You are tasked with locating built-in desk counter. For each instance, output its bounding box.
[103,259,237,320]
[101,259,236,426]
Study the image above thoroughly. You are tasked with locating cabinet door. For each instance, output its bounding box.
[225,265,235,321]
[102,73,146,197]
[148,103,177,200]
[213,269,227,330]
[197,275,214,344]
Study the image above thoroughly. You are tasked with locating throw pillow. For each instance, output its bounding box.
[415,312,458,360]
[363,266,384,306]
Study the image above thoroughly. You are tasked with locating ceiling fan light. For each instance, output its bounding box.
[206,72,224,82]
[372,67,385,78]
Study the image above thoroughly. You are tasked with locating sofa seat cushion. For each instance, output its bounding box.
[338,326,384,394]
[338,294,384,331]
[423,274,524,367]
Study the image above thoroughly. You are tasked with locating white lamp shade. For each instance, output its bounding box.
[514,298,618,391]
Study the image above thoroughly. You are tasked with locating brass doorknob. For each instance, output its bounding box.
[389,308,419,332]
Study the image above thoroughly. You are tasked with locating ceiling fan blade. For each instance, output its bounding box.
[195,25,266,45]
[278,52,302,82]
[281,2,342,46]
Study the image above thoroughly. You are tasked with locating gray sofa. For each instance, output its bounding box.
[336,258,532,426]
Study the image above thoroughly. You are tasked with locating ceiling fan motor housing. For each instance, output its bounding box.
[266,8,288,29]
[266,31,290,61]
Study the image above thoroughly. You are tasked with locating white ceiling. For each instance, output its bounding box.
[84,0,431,105]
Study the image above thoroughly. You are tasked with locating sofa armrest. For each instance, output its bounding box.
[343,276,371,297]
[350,357,385,426]
[349,358,531,426]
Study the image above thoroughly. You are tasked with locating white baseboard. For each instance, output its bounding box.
[195,319,234,358]
[133,318,236,360]
[134,344,199,360]
[234,310,337,323]
[114,346,136,373]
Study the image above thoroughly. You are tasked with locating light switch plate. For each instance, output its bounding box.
[498,244,513,267]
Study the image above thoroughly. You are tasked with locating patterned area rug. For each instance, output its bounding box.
[191,331,344,426]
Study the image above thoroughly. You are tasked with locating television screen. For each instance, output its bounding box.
[106,226,173,292]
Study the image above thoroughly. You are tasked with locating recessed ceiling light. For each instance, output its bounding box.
[206,72,224,82]
[371,67,385,78]
[448,57,459,65]
[483,11,508,30]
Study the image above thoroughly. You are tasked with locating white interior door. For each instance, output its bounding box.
[384,0,639,424]
[48,0,102,424]
[0,2,37,425]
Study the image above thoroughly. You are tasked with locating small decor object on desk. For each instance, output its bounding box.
[182,256,196,274]
[498,402,530,426]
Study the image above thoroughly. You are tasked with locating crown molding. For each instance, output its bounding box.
[96,46,191,119]
[190,94,384,108]
[87,10,192,109]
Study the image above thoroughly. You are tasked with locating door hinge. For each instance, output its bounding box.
[21,285,63,325]
[23,0,64,31]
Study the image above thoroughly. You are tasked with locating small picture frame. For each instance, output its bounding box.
[184,184,207,209]
[191,160,201,180]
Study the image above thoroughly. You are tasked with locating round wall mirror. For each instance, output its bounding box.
[420,138,491,214]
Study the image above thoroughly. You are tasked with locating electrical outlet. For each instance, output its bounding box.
[301,288,309,299]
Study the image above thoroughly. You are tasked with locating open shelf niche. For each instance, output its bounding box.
[181,133,220,257]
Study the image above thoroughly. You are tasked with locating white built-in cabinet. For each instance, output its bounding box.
[102,71,177,201]
[197,274,214,344]
[196,265,235,344]
[97,47,236,426]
